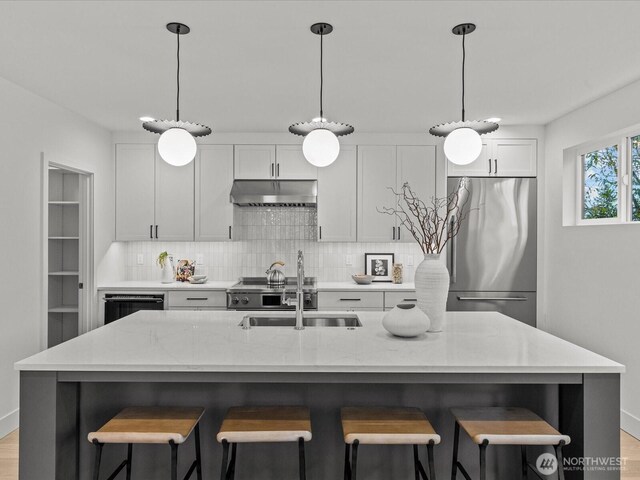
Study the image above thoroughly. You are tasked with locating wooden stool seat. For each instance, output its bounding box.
[88,406,204,444]
[451,407,571,446]
[341,407,441,445]
[216,406,312,444]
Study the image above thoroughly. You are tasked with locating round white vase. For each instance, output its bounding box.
[415,253,450,332]
[382,303,430,337]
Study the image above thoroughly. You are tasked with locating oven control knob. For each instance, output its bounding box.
[241,297,249,305]
[231,297,239,305]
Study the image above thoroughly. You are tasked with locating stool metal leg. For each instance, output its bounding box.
[427,440,436,480]
[220,440,230,480]
[344,443,351,480]
[351,439,359,480]
[413,445,420,480]
[555,441,566,480]
[228,443,237,480]
[126,443,133,480]
[521,445,528,480]
[194,424,202,480]
[170,440,178,480]
[92,440,103,480]
[451,421,460,480]
[479,440,488,480]
[298,437,306,480]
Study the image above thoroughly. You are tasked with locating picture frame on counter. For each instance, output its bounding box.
[364,253,395,282]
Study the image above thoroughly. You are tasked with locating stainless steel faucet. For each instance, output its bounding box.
[282,250,305,330]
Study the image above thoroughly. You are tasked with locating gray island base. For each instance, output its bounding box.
[16,311,624,480]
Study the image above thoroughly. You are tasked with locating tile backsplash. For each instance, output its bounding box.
[123,207,425,283]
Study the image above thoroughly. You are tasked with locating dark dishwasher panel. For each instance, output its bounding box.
[104,294,165,324]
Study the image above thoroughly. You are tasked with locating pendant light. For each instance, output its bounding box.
[142,23,211,166]
[430,23,498,165]
[289,23,354,167]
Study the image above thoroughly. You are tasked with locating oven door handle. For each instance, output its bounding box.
[104,297,164,303]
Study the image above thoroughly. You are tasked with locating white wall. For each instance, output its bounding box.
[0,76,119,437]
[543,78,640,437]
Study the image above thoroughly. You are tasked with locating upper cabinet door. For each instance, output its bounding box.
[446,140,491,177]
[492,139,537,177]
[154,150,195,241]
[115,144,156,241]
[275,145,318,179]
[234,145,276,179]
[357,146,398,242]
[196,145,234,241]
[396,146,437,243]
[317,146,357,242]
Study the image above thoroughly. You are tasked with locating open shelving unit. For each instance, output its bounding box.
[47,168,81,347]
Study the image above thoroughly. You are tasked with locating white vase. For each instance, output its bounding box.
[160,265,174,284]
[415,253,450,332]
[382,303,430,337]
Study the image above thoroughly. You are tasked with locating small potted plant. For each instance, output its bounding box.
[379,178,471,331]
[157,251,175,284]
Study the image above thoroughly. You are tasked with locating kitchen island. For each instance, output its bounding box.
[16,311,623,479]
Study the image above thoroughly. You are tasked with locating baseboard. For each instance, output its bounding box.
[621,409,640,440]
[0,408,19,439]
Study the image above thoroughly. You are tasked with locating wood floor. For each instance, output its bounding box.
[0,429,639,478]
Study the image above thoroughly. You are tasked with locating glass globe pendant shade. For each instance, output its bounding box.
[443,127,482,165]
[157,128,197,166]
[302,128,340,167]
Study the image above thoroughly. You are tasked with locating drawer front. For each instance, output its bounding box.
[167,290,227,309]
[318,291,384,310]
[384,291,417,310]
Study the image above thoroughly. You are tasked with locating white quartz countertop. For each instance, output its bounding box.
[16,311,623,374]
[316,282,415,291]
[97,281,238,291]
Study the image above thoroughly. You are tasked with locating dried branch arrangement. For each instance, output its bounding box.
[378,178,472,254]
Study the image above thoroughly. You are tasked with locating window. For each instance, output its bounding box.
[581,144,619,220]
[630,135,640,221]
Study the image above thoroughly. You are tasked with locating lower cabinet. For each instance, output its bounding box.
[318,291,384,311]
[167,290,227,310]
[383,291,418,310]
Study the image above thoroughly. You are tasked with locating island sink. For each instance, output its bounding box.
[240,313,362,327]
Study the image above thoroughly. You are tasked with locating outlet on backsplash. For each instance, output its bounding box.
[137,254,144,265]
[196,254,204,266]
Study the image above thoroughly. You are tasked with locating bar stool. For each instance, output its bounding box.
[216,406,312,480]
[450,407,570,480]
[87,406,204,480]
[341,407,441,480]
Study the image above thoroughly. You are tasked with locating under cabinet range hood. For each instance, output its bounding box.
[230,180,318,207]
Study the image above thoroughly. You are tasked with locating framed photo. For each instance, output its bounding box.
[364,253,395,282]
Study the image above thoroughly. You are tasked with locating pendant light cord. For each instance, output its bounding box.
[176,30,181,121]
[461,30,466,122]
[319,29,324,120]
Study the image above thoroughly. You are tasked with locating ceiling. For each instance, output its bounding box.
[2,0,640,133]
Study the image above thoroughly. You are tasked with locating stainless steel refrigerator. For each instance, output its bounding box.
[446,177,537,326]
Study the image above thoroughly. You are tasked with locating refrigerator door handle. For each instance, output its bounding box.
[457,296,527,301]
[450,215,457,283]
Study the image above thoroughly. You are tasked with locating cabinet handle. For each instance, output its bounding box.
[340,298,361,301]
[186,297,209,301]
[229,225,232,240]
[319,226,322,240]
[271,163,274,177]
[494,158,498,175]
[397,227,401,240]
[488,158,492,174]
[457,296,527,301]
[155,225,158,239]
[276,163,280,177]
[392,227,396,240]
[150,225,153,239]
[403,298,418,302]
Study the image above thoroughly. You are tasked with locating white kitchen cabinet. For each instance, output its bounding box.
[318,291,384,311]
[115,144,156,241]
[396,146,437,243]
[384,291,418,310]
[317,146,357,242]
[275,145,318,179]
[196,145,234,241]
[234,145,276,179]
[357,146,398,242]
[155,153,195,241]
[447,138,537,177]
[115,144,195,241]
[167,290,226,310]
[358,145,437,242]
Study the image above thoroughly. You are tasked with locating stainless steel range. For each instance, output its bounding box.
[226,277,318,310]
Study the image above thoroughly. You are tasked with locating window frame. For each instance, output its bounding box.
[576,135,631,225]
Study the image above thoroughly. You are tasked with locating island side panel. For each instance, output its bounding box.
[19,371,79,480]
[561,373,621,480]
